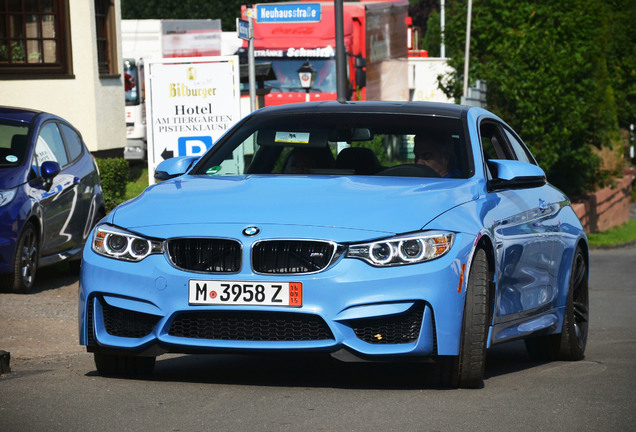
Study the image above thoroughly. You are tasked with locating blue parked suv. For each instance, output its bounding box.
[0,106,105,293]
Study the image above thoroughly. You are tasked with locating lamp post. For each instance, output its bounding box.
[297,61,316,102]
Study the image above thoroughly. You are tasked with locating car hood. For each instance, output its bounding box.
[112,175,479,238]
[0,165,28,189]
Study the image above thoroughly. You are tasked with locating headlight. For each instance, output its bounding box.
[346,231,454,266]
[92,224,163,262]
[0,188,17,207]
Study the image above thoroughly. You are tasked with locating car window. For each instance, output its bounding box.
[0,121,29,167]
[35,122,69,167]
[504,128,535,164]
[60,123,84,162]
[479,121,512,160]
[196,113,471,179]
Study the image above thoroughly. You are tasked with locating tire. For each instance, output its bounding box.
[0,222,39,293]
[437,248,490,388]
[68,259,81,275]
[94,353,156,377]
[525,245,589,361]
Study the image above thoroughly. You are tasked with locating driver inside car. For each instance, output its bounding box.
[414,131,461,178]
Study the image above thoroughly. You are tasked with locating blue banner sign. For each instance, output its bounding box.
[237,18,250,40]
[255,4,322,23]
[178,136,213,157]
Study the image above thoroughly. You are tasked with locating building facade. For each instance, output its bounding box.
[0,0,124,154]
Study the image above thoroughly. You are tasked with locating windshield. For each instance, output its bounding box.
[193,112,471,179]
[255,58,336,93]
[124,59,141,106]
[0,120,29,167]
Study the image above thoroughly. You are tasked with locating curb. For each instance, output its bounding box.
[590,240,636,250]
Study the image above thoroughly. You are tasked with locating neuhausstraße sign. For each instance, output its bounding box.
[255,3,321,23]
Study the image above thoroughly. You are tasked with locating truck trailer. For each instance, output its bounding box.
[241,0,409,106]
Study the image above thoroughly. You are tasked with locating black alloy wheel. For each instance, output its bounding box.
[0,222,39,293]
[525,245,589,361]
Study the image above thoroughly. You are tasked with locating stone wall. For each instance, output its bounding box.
[572,168,635,233]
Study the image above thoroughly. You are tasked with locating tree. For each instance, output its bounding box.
[421,10,441,57]
[605,0,636,131]
[441,0,627,197]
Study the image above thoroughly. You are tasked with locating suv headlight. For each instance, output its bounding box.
[92,224,163,262]
[346,231,454,266]
[0,188,17,207]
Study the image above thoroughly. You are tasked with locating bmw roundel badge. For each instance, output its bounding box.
[243,226,260,236]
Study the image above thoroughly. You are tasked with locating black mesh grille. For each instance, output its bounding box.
[86,297,96,346]
[167,238,241,273]
[168,311,334,341]
[102,301,161,338]
[351,303,425,344]
[253,240,335,274]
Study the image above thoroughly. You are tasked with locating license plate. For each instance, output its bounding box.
[188,280,302,307]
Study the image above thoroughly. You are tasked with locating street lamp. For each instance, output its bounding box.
[297,61,316,102]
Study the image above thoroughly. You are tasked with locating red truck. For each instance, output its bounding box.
[241,0,409,106]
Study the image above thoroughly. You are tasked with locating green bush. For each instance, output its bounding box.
[96,158,129,211]
[440,0,629,197]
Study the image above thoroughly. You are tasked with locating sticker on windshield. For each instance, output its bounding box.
[206,166,221,175]
[5,155,17,163]
[274,132,310,144]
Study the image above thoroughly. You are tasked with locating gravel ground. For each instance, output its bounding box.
[0,265,83,366]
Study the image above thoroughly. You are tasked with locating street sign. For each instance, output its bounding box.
[145,56,241,183]
[237,18,250,40]
[255,3,321,23]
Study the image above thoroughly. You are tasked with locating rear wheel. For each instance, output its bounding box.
[525,245,589,361]
[94,353,156,377]
[435,248,490,388]
[0,222,39,293]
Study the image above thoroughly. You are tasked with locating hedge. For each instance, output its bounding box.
[96,158,129,211]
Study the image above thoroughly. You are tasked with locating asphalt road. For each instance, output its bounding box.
[1,247,635,432]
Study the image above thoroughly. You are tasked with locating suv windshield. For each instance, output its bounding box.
[244,58,337,93]
[194,112,471,179]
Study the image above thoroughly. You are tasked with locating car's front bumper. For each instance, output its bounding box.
[79,231,476,360]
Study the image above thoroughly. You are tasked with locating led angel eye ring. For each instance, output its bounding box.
[398,238,426,261]
[370,242,394,265]
[105,233,129,256]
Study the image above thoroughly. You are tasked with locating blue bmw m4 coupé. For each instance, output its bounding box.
[79,101,589,388]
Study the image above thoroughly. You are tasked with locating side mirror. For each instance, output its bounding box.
[354,55,366,88]
[154,156,200,181]
[41,160,61,180]
[39,161,61,190]
[487,159,546,191]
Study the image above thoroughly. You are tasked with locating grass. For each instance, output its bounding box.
[587,219,636,248]
[124,163,149,201]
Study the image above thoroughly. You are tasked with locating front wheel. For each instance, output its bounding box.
[94,353,156,377]
[0,222,39,293]
[435,248,490,388]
